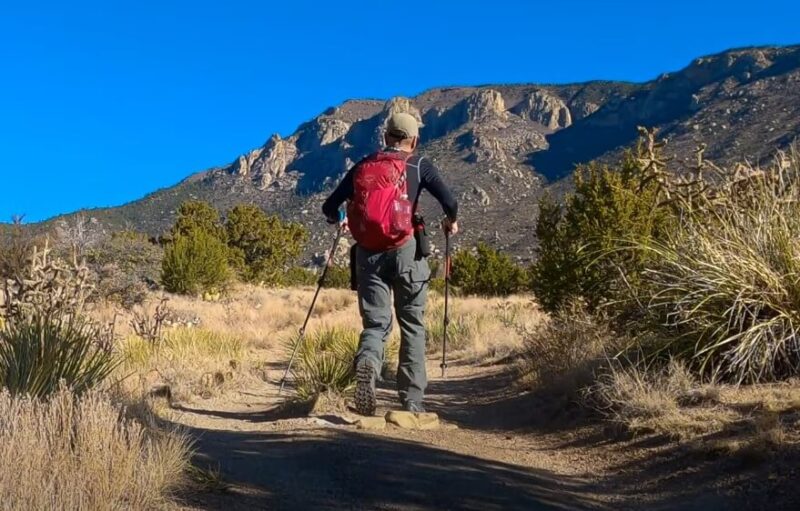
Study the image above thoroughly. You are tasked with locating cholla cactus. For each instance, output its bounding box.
[0,240,94,323]
[633,126,793,216]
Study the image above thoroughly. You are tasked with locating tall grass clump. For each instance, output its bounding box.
[517,300,623,396]
[425,301,475,354]
[121,328,246,401]
[586,358,725,439]
[638,149,800,382]
[286,327,359,401]
[0,387,190,509]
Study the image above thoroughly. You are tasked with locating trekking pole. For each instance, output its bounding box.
[440,231,451,379]
[279,223,344,395]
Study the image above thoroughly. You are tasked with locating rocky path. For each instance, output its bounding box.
[174,358,610,511]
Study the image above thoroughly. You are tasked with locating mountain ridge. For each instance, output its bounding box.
[8,44,800,260]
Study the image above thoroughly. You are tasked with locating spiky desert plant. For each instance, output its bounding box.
[0,241,117,398]
[286,327,359,401]
[1,241,93,322]
[638,148,800,382]
[0,314,119,398]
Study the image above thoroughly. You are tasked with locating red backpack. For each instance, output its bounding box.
[347,151,414,251]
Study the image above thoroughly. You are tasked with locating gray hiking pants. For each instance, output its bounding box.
[355,237,430,405]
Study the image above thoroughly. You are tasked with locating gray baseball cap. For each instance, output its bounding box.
[386,112,421,139]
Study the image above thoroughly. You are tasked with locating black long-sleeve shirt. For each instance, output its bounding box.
[322,149,458,222]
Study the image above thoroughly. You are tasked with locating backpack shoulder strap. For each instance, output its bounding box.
[405,155,425,213]
[404,154,422,177]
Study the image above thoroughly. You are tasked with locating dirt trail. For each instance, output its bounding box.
[172,356,613,511]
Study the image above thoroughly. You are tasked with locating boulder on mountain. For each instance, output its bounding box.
[230,134,299,189]
[568,99,599,120]
[382,96,423,123]
[372,96,423,145]
[318,118,351,146]
[465,89,507,122]
[512,90,572,129]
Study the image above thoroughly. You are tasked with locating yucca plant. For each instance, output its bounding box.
[286,327,360,401]
[637,149,800,382]
[0,314,119,398]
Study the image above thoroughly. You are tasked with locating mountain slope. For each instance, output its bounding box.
[23,45,800,260]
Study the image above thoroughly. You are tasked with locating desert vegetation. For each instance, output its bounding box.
[1,129,799,507]
[0,237,192,509]
[515,130,800,458]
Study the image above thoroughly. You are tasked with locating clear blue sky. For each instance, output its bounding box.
[1,0,798,222]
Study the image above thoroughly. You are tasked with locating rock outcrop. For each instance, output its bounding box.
[464,89,507,122]
[569,99,599,120]
[373,96,423,145]
[317,118,352,146]
[74,45,800,262]
[231,134,298,189]
[512,90,572,129]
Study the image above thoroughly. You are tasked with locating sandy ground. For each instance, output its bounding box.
[172,352,799,511]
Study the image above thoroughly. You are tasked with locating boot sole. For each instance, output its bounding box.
[354,363,376,416]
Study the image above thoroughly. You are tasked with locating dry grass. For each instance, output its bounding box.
[426,294,543,361]
[97,286,359,348]
[120,328,246,402]
[0,388,190,510]
[588,359,730,439]
[586,357,800,460]
[517,300,623,397]
[98,287,539,380]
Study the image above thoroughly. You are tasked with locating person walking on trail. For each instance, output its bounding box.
[322,112,459,416]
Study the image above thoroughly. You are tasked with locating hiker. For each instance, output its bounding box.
[322,112,459,416]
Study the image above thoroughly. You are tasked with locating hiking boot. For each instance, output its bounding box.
[403,400,426,413]
[354,359,377,416]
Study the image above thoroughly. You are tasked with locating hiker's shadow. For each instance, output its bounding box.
[172,399,315,424]
[176,424,606,511]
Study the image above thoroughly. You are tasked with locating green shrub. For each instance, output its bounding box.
[429,277,446,295]
[451,242,528,296]
[320,265,351,289]
[225,204,308,284]
[531,148,673,313]
[170,200,227,242]
[279,267,319,287]
[0,314,119,398]
[529,196,576,311]
[161,230,230,296]
[286,327,359,401]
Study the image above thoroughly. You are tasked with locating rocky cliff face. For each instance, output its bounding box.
[33,45,800,260]
[512,90,572,129]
